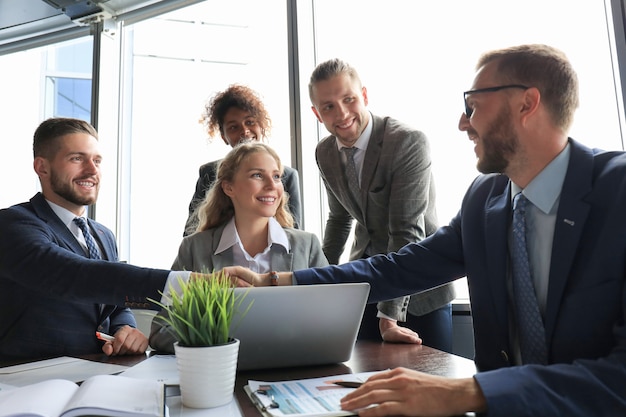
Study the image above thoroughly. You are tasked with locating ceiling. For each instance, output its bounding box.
[0,0,168,44]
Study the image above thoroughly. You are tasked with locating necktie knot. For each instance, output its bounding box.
[513,192,528,213]
[73,216,88,229]
[73,217,101,260]
[343,146,357,158]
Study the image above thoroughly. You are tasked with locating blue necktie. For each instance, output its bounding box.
[342,147,361,205]
[511,193,547,364]
[73,217,102,260]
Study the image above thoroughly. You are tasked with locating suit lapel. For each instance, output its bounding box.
[360,115,383,196]
[544,141,592,342]
[484,183,512,331]
[31,193,85,256]
[89,220,116,261]
[270,250,293,272]
[211,250,234,271]
[317,137,364,221]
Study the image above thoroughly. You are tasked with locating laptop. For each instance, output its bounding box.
[230,283,370,371]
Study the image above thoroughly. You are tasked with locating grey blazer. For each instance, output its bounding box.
[149,223,329,352]
[316,114,455,319]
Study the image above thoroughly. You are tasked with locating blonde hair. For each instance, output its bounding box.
[195,142,294,232]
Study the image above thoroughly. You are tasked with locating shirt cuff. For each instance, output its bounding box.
[376,310,398,321]
[160,271,192,305]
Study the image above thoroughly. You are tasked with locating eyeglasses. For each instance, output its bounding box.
[463,85,530,118]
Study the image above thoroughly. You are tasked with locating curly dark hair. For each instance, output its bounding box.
[200,84,272,140]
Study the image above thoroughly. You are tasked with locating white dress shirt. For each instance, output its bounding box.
[215,216,290,273]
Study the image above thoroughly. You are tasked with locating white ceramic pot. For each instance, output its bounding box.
[174,338,240,408]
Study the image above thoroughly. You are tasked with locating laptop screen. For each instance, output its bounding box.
[231,283,370,371]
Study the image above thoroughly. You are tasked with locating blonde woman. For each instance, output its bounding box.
[150,142,327,352]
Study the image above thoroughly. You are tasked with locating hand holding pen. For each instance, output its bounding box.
[96,331,115,342]
[95,325,149,356]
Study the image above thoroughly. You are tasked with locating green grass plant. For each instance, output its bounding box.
[150,270,251,347]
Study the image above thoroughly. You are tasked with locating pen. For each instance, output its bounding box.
[95,331,115,342]
[332,381,363,388]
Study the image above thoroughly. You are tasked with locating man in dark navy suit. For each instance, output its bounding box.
[0,118,206,361]
[226,44,626,416]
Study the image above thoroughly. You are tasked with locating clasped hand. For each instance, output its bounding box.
[221,265,264,287]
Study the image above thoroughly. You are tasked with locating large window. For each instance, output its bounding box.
[0,37,93,209]
[119,0,290,268]
[305,0,622,228]
[0,1,623,298]
[299,0,624,298]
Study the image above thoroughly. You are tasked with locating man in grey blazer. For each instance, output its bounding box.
[308,59,455,349]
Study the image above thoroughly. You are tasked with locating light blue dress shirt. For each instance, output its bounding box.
[508,143,570,363]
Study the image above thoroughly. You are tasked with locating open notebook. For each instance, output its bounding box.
[231,283,370,371]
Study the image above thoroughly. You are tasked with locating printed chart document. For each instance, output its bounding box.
[0,374,165,417]
[246,371,380,417]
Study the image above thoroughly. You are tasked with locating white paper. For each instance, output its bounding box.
[0,379,77,417]
[119,355,179,385]
[62,375,162,417]
[0,357,129,387]
[0,375,164,417]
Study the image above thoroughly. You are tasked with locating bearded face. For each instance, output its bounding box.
[476,105,519,174]
[49,168,98,207]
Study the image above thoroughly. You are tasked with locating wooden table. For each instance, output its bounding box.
[1,341,476,417]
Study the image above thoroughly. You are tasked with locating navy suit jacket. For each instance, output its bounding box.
[0,193,170,361]
[295,139,626,416]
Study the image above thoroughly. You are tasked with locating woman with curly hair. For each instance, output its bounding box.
[184,85,302,235]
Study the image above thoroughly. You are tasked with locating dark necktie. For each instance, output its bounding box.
[342,147,361,204]
[73,217,101,260]
[511,193,547,364]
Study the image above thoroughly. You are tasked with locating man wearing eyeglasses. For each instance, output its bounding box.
[226,44,626,416]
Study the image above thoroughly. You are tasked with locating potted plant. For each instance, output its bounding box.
[151,270,251,409]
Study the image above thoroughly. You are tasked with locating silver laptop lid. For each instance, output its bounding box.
[231,283,370,371]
